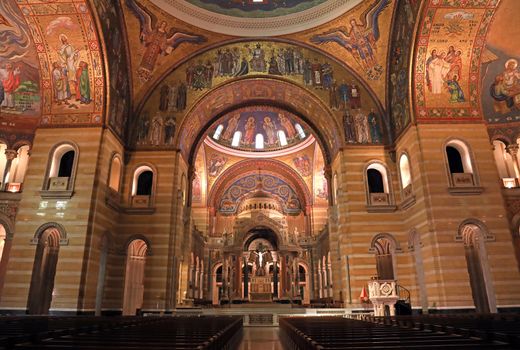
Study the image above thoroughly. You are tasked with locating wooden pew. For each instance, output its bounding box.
[0,315,242,350]
[279,316,511,349]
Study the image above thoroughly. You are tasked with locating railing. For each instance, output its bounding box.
[396,284,411,304]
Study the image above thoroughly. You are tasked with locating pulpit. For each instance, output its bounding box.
[249,276,272,302]
[367,280,399,316]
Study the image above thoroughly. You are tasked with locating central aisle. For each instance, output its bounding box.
[239,327,283,350]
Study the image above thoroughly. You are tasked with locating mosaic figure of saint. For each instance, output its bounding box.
[125,0,206,81]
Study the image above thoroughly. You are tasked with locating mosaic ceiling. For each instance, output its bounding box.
[150,0,364,37]
[2,0,518,153]
[184,0,327,18]
[207,106,309,153]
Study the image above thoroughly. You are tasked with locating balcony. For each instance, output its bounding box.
[40,176,73,199]
[366,193,397,213]
[448,173,483,195]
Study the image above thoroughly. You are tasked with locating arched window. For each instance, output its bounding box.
[278,130,288,146]
[295,123,306,139]
[367,169,385,193]
[445,140,477,189]
[131,165,155,207]
[231,131,242,147]
[446,146,464,173]
[108,155,122,192]
[492,140,516,188]
[136,171,153,195]
[366,163,392,208]
[213,125,224,140]
[399,153,412,189]
[255,134,264,149]
[43,142,79,196]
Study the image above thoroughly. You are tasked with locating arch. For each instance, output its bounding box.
[407,228,421,251]
[255,133,264,149]
[492,140,516,186]
[123,234,153,256]
[208,159,312,212]
[408,228,429,312]
[365,162,390,193]
[398,152,412,189]
[231,131,242,147]
[370,233,401,280]
[122,238,149,315]
[132,37,387,149]
[213,124,224,140]
[243,227,279,251]
[298,262,311,305]
[278,130,288,146]
[236,217,286,248]
[457,219,497,313]
[131,164,156,197]
[11,140,32,152]
[95,232,114,316]
[367,168,385,193]
[4,145,31,190]
[31,222,68,246]
[27,225,63,314]
[108,153,123,192]
[42,141,80,192]
[443,138,478,187]
[370,233,401,252]
[177,77,342,165]
[0,213,14,240]
[212,262,223,305]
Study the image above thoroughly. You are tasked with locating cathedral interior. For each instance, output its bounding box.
[1,0,520,347]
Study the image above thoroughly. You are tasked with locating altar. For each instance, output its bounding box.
[249,276,272,302]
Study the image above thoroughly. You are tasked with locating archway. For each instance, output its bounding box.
[122,239,149,315]
[459,222,496,313]
[243,227,280,302]
[371,234,398,280]
[212,263,223,305]
[27,226,62,315]
[298,263,310,305]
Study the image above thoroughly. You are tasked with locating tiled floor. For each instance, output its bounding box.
[238,326,284,350]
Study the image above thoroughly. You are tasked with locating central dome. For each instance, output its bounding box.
[208,106,309,153]
[151,0,364,36]
[184,0,327,18]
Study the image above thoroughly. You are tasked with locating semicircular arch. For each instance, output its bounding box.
[208,159,313,212]
[178,76,341,164]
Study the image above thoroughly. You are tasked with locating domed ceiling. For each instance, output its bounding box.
[184,0,327,18]
[151,0,364,36]
[207,106,310,154]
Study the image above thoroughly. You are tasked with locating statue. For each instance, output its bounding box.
[249,242,272,276]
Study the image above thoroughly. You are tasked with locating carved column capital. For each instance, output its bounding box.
[506,143,519,157]
[4,149,17,161]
